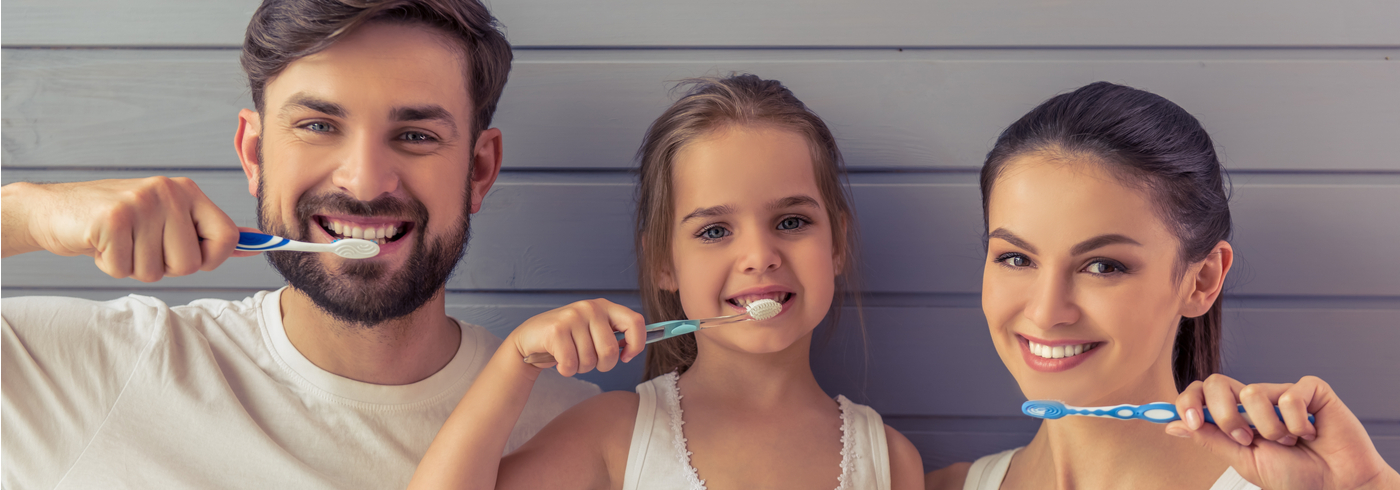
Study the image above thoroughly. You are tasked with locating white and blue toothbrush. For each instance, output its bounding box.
[1022,400,1313,428]
[235,231,380,259]
[522,299,782,364]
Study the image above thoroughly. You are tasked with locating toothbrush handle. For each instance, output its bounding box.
[234,232,291,252]
[522,320,703,364]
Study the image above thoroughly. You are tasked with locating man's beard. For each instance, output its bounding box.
[256,175,471,328]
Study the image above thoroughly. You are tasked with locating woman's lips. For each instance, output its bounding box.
[1017,334,1101,373]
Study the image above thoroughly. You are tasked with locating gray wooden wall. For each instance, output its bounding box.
[4,0,1398,471]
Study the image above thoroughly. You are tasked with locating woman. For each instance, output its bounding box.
[925,82,1398,490]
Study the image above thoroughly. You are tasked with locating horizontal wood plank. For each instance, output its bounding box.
[4,170,1399,296]
[5,0,1399,47]
[6,49,1400,171]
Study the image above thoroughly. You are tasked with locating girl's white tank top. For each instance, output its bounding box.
[962,447,1260,490]
[621,371,891,490]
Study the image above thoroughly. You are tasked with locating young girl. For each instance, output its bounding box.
[925,82,1398,490]
[410,74,924,489]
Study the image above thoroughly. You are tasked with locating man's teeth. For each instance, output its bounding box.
[1028,340,1096,359]
[323,218,399,243]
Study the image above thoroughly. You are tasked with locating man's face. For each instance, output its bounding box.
[239,22,490,327]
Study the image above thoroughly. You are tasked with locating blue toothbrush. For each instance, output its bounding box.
[1022,400,1313,428]
[235,231,380,259]
[521,299,782,364]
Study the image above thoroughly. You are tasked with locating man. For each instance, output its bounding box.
[1,0,599,488]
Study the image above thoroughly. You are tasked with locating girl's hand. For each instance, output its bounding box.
[1167,374,1400,490]
[508,299,647,377]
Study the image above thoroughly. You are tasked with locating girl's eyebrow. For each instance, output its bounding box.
[680,204,735,225]
[771,195,820,210]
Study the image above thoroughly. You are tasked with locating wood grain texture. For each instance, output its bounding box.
[5,0,1399,47]
[5,170,1399,297]
[7,49,1400,171]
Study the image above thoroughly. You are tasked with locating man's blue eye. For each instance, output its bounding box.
[777,217,804,230]
[403,132,433,142]
[306,122,332,132]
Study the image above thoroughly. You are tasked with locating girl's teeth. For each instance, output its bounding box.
[1029,340,1094,360]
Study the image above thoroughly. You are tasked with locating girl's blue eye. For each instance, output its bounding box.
[777,217,805,230]
[698,226,730,241]
[1084,259,1127,275]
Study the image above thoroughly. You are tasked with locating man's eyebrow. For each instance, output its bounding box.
[281,93,347,119]
[771,195,821,210]
[391,105,459,137]
[1070,234,1141,256]
[680,204,735,225]
[988,228,1037,255]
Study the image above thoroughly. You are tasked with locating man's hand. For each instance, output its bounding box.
[1,178,254,281]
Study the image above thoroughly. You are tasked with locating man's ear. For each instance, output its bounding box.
[235,108,263,198]
[468,127,504,214]
[1180,240,1234,317]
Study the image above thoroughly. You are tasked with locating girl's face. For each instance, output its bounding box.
[983,155,1196,405]
[663,125,839,354]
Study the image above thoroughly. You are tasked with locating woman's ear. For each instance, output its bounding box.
[657,266,678,291]
[1181,240,1234,317]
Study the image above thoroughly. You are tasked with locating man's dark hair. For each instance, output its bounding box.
[241,0,512,134]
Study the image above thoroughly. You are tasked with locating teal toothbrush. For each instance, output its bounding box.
[1022,400,1313,428]
[522,299,782,364]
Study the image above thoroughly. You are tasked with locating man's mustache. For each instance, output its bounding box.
[293,192,429,227]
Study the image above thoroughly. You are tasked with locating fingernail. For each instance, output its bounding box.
[1231,429,1253,446]
[1184,408,1201,429]
[1279,435,1298,446]
[1301,433,1316,441]
[1166,426,1189,438]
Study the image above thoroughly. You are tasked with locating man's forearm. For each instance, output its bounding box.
[2,182,44,258]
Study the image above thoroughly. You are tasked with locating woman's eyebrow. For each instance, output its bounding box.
[1070,234,1141,256]
[988,228,1036,254]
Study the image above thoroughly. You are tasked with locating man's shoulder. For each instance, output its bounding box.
[3,291,270,345]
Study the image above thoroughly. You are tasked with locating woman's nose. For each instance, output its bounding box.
[1023,272,1081,330]
[331,136,400,201]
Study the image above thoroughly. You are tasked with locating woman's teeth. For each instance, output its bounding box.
[1028,340,1096,359]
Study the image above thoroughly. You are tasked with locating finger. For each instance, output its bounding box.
[1175,380,1208,430]
[1202,374,1253,446]
[1278,378,1322,441]
[1184,420,1258,473]
[551,329,580,377]
[571,320,599,375]
[589,312,620,373]
[613,304,647,363]
[1239,383,1293,442]
[230,227,263,258]
[162,207,202,277]
[190,194,240,270]
[130,210,167,282]
[93,224,135,279]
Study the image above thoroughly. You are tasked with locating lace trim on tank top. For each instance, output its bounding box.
[656,371,855,490]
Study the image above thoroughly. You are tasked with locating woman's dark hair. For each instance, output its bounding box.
[980,81,1232,391]
[636,74,863,380]
[242,0,512,135]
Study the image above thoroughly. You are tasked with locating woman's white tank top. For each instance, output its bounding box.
[962,447,1260,490]
[621,372,891,490]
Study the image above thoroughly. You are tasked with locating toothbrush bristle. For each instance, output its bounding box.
[333,239,381,259]
[746,299,782,321]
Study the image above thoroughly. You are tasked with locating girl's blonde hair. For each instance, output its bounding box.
[636,74,863,380]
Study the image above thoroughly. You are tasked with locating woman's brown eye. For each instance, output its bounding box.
[1086,261,1122,274]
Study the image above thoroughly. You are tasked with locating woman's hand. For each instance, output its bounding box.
[508,299,647,377]
[1168,374,1400,490]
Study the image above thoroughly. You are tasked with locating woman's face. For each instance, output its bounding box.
[983,154,1195,405]
[663,125,839,355]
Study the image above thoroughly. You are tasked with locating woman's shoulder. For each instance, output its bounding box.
[924,462,971,490]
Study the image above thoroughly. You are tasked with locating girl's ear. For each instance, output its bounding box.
[1180,240,1234,317]
[657,266,678,291]
[831,215,848,275]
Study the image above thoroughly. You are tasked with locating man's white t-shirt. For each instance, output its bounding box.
[2,288,601,489]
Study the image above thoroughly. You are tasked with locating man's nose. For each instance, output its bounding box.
[1023,271,1081,331]
[331,136,401,201]
[735,229,782,274]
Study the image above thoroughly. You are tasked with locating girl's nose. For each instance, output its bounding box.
[735,230,781,274]
[331,136,400,201]
[1023,272,1081,330]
